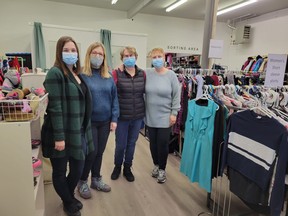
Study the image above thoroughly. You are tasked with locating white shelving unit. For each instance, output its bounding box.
[0,118,45,216]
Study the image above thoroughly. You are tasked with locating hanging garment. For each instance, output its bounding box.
[258,58,268,72]
[180,99,218,192]
[195,74,204,99]
[252,58,263,72]
[220,110,288,216]
[244,59,255,71]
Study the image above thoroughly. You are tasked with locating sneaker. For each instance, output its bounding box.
[111,166,121,180]
[63,202,81,216]
[72,197,83,210]
[157,169,166,184]
[123,164,135,182]
[91,177,111,192]
[151,165,159,178]
[77,180,91,199]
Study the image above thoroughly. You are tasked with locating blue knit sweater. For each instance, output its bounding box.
[81,69,119,122]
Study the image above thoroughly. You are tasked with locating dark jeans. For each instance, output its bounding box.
[147,126,171,170]
[50,156,84,204]
[114,118,143,166]
[81,121,110,180]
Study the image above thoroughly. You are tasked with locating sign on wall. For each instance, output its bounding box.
[166,45,200,53]
[208,39,224,59]
[264,54,287,88]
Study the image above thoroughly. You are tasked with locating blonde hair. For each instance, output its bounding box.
[82,42,110,78]
[120,46,138,60]
[149,48,165,58]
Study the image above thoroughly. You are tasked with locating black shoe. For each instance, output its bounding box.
[123,164,135,182]
[111,166,121,180]
[73,197,83,210]
[63,202,81,216]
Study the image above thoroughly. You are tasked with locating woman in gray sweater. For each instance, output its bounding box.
[145,47,181,184]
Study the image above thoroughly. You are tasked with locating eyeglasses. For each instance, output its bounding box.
[91,52,104,57]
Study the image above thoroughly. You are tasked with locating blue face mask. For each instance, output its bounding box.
[123,56,136,68]
[62,52,78,65]
[152,58,164,69]
[90,56,104,69]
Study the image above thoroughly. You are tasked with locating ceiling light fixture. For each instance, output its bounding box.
[217,0,257,16]
[111,0,118,5]
[166,0,188,12]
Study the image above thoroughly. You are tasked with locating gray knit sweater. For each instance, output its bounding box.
[144,68,181,128]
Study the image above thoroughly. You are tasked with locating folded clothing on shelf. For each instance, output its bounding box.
[32,157,42,169]
[31,139,41,149]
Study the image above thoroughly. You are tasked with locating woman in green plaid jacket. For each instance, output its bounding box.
[41,36,94,216]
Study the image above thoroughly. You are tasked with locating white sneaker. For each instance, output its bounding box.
[90,177,111,192]
[157,169,166,183]
[151,165,159,178]
[77,180,91,199]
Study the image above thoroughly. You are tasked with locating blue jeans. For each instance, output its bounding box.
[114,118,143,166]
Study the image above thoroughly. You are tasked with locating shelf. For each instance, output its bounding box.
[34,170,42,199]
[0,119,45,216]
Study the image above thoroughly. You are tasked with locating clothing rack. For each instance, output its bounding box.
[190,84,288,215]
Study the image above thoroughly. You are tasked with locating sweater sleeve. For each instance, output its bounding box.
[170,72,181,116]
[43,67,65,141]
[111,79,119,123]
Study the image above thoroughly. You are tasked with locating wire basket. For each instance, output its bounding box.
[0,93,48,122]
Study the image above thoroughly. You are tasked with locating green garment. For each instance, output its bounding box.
[41,67,94,160]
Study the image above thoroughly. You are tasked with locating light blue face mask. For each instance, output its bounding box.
[123,56,136,68]
[152,58,164,69]
[90,56,104,69]
[62,52,78,65]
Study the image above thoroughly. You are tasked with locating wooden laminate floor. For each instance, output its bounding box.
[44,132,277,216]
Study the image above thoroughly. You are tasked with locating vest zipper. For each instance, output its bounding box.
[131,76,135,118]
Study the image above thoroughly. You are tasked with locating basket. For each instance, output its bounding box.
[0,93,48,122]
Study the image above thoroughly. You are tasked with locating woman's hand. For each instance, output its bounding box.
[55,141,65,151]
[170,115,177,126]
[110,122,117,131]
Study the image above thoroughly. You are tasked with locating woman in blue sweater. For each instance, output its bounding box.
[77,42,119,199]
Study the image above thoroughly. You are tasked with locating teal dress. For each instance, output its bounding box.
[180,99,218,192]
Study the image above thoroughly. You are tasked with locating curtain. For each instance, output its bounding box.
[33,22,46,69]
[100,29,112,70]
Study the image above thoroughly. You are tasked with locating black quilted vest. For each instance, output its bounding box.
[116,66,145,120]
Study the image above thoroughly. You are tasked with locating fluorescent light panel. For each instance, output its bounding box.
[111,0,118,5]
[166,0,188,12]
[217,0,257,16]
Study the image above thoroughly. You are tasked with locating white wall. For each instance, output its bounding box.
[225,8,288,70]
[0,0,231,69]
[1,0,287,70]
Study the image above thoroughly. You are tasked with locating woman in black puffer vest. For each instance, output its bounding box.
[111,46,145,182]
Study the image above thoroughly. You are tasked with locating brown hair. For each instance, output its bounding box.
[82,42,110,78]
[54,36,81,76]
[120,46,138,61]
